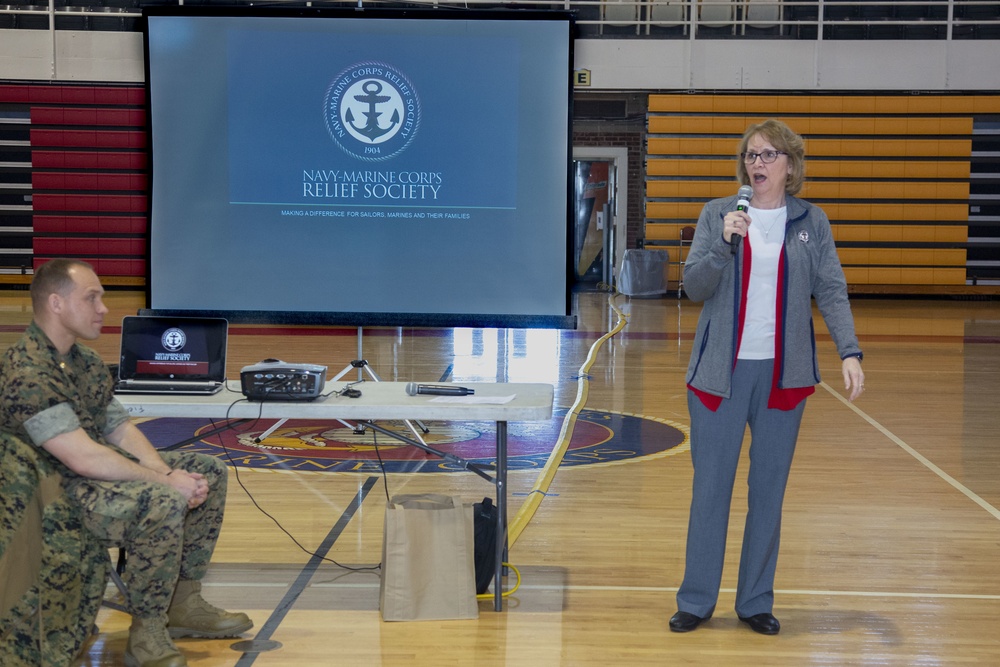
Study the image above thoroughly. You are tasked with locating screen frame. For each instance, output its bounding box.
[141,5,577,330]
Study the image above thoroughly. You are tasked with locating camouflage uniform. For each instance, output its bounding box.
[0,322,229,621]
[0,432,106,667]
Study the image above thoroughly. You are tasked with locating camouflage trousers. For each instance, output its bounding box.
[65,451,228,620]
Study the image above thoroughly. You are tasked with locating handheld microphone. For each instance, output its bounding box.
[405,382,475,397]
[731,185,754,255]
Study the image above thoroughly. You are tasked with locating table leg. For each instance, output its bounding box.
[494,421,507,612]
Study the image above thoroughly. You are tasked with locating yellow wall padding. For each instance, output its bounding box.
[644,93,992,288]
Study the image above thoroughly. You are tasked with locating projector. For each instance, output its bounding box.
[240,360,327,401]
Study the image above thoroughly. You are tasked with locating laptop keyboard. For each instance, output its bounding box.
[115,380,222,394]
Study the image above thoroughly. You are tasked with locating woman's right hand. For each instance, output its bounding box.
[724,211,750,244]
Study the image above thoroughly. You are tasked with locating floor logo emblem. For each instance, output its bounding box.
[138,408,688,474]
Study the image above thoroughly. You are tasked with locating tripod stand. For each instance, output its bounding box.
[253,327,430,446]
[330,357,430,444]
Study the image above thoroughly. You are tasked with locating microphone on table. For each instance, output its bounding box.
[405,382,475,397]
[731,184,754,255]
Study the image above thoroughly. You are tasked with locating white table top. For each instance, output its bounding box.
[117,381,554,422]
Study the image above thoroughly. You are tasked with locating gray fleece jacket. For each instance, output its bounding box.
[684,193,862,399]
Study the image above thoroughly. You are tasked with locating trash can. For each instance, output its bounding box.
[618,249,668,296]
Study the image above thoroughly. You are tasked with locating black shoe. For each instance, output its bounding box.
[738,612,780,635]
[669,611,710,633]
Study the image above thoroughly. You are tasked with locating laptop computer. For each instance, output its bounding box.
[113,316,228,395]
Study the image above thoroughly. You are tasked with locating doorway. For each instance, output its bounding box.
[572,147,629,289]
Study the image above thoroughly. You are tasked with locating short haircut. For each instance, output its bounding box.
[736,118,806,196]
[30,258,95,313]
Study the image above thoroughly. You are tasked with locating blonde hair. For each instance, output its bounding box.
[736,119,805,196]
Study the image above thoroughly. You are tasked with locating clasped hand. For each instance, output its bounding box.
[165,469,210,509]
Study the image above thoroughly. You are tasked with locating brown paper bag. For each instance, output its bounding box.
[379,494,478,621]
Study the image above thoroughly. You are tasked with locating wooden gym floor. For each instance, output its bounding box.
[2,289,999,666]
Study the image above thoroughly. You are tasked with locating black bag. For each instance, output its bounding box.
[472,497,498,595]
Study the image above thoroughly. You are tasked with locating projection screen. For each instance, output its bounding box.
[142,6,577,329]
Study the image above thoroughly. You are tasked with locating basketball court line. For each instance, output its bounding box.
[219,580,1000,602]
[233,476,379,666]
[818,381,1000,522]
[522,585,1000,601]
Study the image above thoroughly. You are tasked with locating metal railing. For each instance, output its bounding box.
[584,0,1000,38]
[0,0,998,39]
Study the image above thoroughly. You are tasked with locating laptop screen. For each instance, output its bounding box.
[118,316,228,382]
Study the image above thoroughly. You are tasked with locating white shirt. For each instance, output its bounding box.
[737,206,787,360]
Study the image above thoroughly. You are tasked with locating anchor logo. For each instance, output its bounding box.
[346,80,399,143]
[161,328,186,352]
[325,62,421,162]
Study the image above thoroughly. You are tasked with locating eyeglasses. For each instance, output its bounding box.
[741,150,787,164]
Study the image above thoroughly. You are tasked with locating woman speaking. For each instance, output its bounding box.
[669,119,865,636]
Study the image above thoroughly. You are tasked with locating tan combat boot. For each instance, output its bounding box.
[167,579,254,639]
[125,616,187,667]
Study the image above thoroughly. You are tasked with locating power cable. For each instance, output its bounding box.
[506,288,629,547]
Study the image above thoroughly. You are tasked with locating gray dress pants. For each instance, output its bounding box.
[676,359,807,618]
